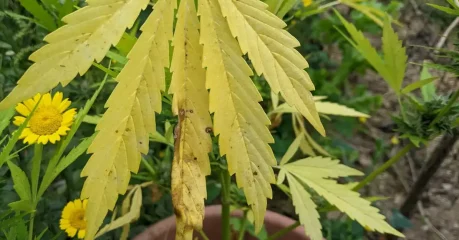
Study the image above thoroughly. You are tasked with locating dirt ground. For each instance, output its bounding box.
[269,1,459,240]
[354,2,459,240]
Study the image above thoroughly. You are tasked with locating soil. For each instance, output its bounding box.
[269,1,459,240]
[350,2,459,240]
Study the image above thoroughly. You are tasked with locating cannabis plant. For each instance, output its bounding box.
[0,0,403,239]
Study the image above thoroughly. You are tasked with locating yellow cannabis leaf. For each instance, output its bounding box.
[169,0,212,239]
[80,0,176,239]
[279,157,404,240]
[314,101,369,117]
[95,185,143,238]
[218,0,325,136]
[273,101,369,118]
[291,114,316,156]
[285,173,321,240]
[0,0,149,110]
[199,0,276,232]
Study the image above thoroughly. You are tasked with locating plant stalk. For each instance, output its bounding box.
[400,133,458,217]
[31,144,43,201]
[238,211,248,240]
[319,0,340,10]
[220,170,231,240]
[353,144,413,191]
[28,213,35,240]
[397,96,407,121]
[38,73,107,199]
[29,143,43,240]
[141,157,157,178]
[267,221,301,240]
[197,229,210,240]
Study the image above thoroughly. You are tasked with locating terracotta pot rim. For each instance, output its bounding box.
[133,205,308,240]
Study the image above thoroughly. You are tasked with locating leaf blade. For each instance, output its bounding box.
[0,0,150,110]
[401,77,438,95]
[219,0,325,136]
[420,63,436,101]
[286,173,322,240]
[7,161,32,201]
[95,186,142,238]
[199,0,277,232]
[335,11,390,88]
[169,0,213,238]
[382,17,407,93]
[80,1,176,238]
[281,157,403,237]
[0,107,15,136]
[314,101,370,117]
[19,0,57,30]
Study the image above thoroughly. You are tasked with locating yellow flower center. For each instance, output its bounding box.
[29,107,63,135]
[69,209,86,230]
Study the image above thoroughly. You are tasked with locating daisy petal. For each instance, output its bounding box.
[24,99,37,111]
[24,134,39,145]
[57,126,70,135]
[58,99,71,113]
[33,93,42,103]
[51,133,61,143]
[13,116,26,126]
[52,92,63,107]
[38,136,49,145]
[42,93,52,106]
[77,230,86,239]
[62,109,77,125]
[82,199,88,209]
[60,219,69,225]
[62,202,75,219]
[19,128,32,139]
[59,219,70,230]
[66,227,77,237]
[60,223,70,230]
[49,134,58,144]
[74,199,82,209]
[15,103,30,116]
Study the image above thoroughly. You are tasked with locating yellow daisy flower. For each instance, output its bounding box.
[13,92,76,145]
[303,0,312,7]
[60,199,87,239]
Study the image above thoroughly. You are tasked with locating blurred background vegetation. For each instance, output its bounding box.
[1,0,458,239]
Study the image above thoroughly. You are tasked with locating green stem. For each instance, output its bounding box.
[220,170,231,240]
[37,143,63,199]
[38,73,107,199]
[28,213,35,240]
[267,221,301,240]
[31,144,43,201]
[397,96,407,121]
[319,0,340,10]
[238,211,248,240]
[29,144,43,240]
[141,157,157,178]
[197,229,210,240]
[353,144,414,191]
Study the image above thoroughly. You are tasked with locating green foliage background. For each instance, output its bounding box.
[1,0,457,239]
